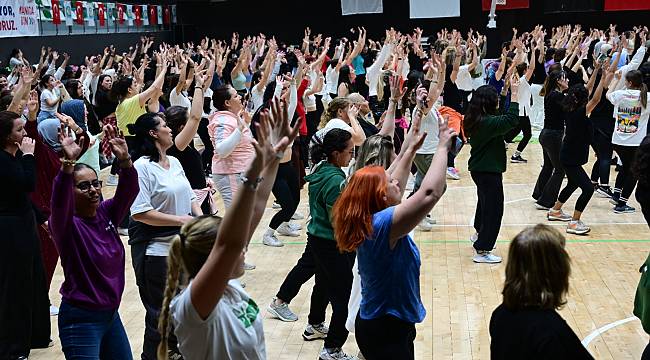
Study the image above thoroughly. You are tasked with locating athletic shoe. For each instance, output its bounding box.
[319,347,355,360]
[243,262,256,270]
[566,220,590,235]
[418,219,433,231]
[106,174,119,186]
[277,223,301,237]
[535,203,550,210]
[262,232,284,247]
[288,222,302,231]
[425,214,436,225]
[272,201,282,210]
[472,251,502,264]
[303,323,329,341]
[118,227,129,236]
[470,232,479,243]
[595,185,614,198]
[267,298,298,322]
[50,305,59,316]
[547,209,572,222]
[510,154,528,163]
[613,204,636,214]
[291,212,305,220]
[609,193,621,205]
[446,167,460,180]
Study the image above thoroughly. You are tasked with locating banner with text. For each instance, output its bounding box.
[0,0,39,37]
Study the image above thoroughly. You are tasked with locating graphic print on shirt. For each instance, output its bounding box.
[232,298,260,328]
[615,95,642,135]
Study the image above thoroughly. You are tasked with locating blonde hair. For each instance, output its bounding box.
[376,70,388,102]
[157,215,222,360]
[320,97,351,128]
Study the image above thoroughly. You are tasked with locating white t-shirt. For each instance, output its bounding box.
[249,85,265,113]
[171,280,266,360]
[417,109,442,155]
[517,76,532,117]
[455,65,474,92]
[313,118,352,143]
[40,88,59,112]
[607,89,650,146]
[170,88,192,109]
[325,66,339,95]
[131,156,196,255]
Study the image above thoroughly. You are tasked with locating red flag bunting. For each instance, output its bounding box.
[482,0,529,11]
[51,0,61,24]
[148,5,157,25]
[117,3,125,24]
[75,1,84,24]
[134,5,142,26]
[163,5,170,25]
[604,0,650,11]
[97,3,106,26]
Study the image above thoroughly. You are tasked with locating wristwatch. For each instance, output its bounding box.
[239,175,263,190]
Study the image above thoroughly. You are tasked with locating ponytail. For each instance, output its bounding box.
[640,83,648,109]
[626,70,648,108]
[157,236,182,360]
[310,128,351,164]
[320,97,351,128]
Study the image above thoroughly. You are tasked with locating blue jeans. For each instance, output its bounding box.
[58,301,133,360]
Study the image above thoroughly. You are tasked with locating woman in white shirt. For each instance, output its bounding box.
[606,69,649,214]
[38,74,64,122]
[157,99,298,360]
[127,112,202,360]
[315,97,366,146]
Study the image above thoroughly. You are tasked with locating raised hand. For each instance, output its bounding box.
[437,115,457,150]
[27,90,39,117]
[18,137,35,155]
[58,125,85,161]
[389,74,406,101]
[268,97,299,147]
[103,124,129,161]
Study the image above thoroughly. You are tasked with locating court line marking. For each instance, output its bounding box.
[254,239,650,246]
[581,316,639,347]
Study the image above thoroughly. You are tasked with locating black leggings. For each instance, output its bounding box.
[197,117,213,174]
[613,144,639,205]
[270,162,300,229]
[355,314,416,360]
[505,116,532,152]
[306,110,320,141]
[558,165,594,213]
[590,127,613,186]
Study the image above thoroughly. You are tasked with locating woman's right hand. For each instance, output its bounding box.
[18,137,35,155]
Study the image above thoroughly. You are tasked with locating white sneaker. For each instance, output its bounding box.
[446,167,460,180]
[470,232,478,243]
[277,223,300,237]
[425,214,436,225]
[263,232,284,247]
[418,219,433,231]
[117,228,128,236]
[106,174,119,186]
[272,201,282,210]
[319,347,355,360]
[535,203,550,210]
[303,322,329,341]
[567,220,591,235]
[547,209,572,222]
[472,251,502,264]
[267,298,298,322]
[288,222,302,231]
[50,305,59,316]
[291,212,305,220]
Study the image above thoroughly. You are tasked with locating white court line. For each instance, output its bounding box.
[581,316,638,347]
[440,221,648,228]
[449,183,534,190]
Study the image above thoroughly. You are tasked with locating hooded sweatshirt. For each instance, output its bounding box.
[305,161,346,241]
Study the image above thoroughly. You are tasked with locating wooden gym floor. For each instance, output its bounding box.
[31,142,650,359]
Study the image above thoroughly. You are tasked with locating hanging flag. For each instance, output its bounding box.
[74,1,84,24]
[97,2,105,26]
[148,5,157,25]
[163,5,170,24]
[410,0,459,18]
[85,1,95,26]
[171,5,176,23]
[116,3,125,24]
[51,0,61,24]
[156,5,162,24]
[481,0,529,11]
[133,4,142,26]
[605,0,650,11]
[340,0,383,15]
[125,4,133,26]
[63,0,73,26]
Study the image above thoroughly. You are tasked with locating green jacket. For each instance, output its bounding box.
[634,252,650,334]
[468,100,520,173]
[305,161,346,241]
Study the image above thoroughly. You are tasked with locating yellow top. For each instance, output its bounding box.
[116,95,145,135]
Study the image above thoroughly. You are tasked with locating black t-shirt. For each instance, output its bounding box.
[543,90,566,130]
[166,141,206,190]
[490,304,594,360]
[561,107,592,166]
[444,64,463,113]
[530,50,547,85]
[589,79,615,135]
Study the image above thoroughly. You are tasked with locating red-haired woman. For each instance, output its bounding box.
[332,115,455,359]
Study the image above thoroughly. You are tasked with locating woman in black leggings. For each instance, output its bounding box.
[533,70,569,210]
[547,70,611,235]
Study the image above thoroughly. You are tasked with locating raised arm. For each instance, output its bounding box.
[379,74,405,137]
[138,53,168,108]
[174,71,208,151]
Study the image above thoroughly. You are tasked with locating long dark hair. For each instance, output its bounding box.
[110,76,134,103]
[561,84,588,113]
[65,79,84,100]
[0,110,20,148]
[625,70,648,109]
[463,85,499,137]
[164,106,188,138]
[310,128,352,165]
[212,85,233,111]
[39,74,54,90]
[338,65,354,93]
[540,70,565,97]
[127,112,164,162]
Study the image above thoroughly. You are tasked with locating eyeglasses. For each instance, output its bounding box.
[75,180,103,192]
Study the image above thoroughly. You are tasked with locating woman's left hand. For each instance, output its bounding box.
[103,124,129,161]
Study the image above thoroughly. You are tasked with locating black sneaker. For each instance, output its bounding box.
[595,186,614,198]
[510,154,528,163]
[609,193,621,206]
[613,204,635,214]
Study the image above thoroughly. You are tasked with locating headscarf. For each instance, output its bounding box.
[60,99,86,131]
[37,118,62,152]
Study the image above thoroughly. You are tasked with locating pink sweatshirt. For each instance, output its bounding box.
[208,110,255,174]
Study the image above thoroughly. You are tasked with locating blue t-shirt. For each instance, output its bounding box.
[357,206,426,323]
[352,55,366,76]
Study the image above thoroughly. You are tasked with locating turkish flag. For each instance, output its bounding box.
[482,0,529,11]
[605,0,650,11]
[97,3,105,26]
[52,0,61,25]
[163,5,170,25]
[148,5,157,25]
[117,4,125,24]
[75,1,84,25]
[134,5,142,26]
